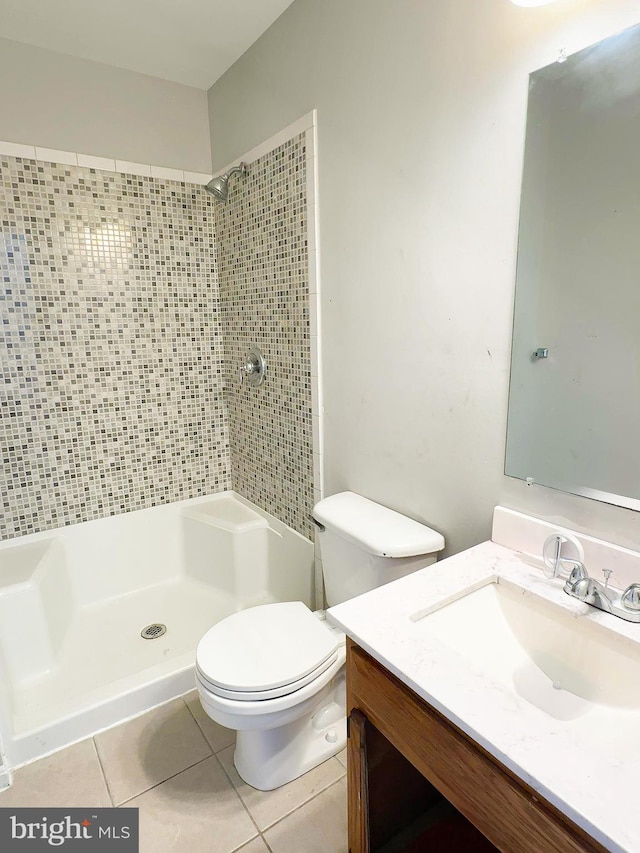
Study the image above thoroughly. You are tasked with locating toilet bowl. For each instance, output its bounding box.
[196,602,346,791]
[196,491,445,790]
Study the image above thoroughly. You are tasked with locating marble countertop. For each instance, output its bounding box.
[327,540,640,853]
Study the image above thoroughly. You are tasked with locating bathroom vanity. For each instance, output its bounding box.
[346,640,605,852]
[328,507,640,853]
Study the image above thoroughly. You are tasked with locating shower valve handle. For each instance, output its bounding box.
[238,345,267,387]
[238,361,256,383]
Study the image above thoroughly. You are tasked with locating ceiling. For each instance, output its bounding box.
[0,0,296,89]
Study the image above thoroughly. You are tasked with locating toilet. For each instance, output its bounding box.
[196,491,444,790]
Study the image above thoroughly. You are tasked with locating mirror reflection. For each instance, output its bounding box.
[505,23,640,511]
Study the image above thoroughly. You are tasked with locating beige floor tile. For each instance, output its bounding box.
[126,756,258,853]
[218,746,345,831]
[184,691,236,753]
[95,698,212,805]
[335,748,347,768]
[264,778,347,853]
[237,838,270,853]
[0,739,111,808]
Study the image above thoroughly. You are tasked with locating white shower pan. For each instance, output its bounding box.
[0,493,313,771]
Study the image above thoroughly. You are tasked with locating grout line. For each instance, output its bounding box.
[115,753,214,807]
[212,751,263,838]
[228,754,347,836]
[231,833,269,853]
[181,694,234,755]
[259,835,275,853]
[261,774,346,835]
[336,753,348,773]
[91,737,115,808]
[182,694,200,726]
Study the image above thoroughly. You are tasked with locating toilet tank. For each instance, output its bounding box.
[313,492,445,606]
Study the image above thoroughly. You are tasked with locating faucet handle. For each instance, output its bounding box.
[566,561,588,585]
[621,584,640,611]
[573,577,594,602]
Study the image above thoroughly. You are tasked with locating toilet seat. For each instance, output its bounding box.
[197,649,339,701]
[196,601,341,701]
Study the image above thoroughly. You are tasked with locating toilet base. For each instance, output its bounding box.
[233,682,346,790]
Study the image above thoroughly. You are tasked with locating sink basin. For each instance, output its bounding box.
[413,581,640,720]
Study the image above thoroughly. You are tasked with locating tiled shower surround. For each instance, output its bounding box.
[0,157,230,539]
[0,137,313,541]
[216,134,313,540]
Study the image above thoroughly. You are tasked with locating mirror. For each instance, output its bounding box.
[505,23,640,512]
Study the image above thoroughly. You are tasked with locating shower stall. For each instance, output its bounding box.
[0,493,313,769]
[0,113,320,778]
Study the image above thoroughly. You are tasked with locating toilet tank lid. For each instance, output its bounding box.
[312,492,445,558]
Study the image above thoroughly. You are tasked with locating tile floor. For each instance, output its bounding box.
[0,692,348,853]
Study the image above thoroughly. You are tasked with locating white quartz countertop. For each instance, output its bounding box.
[327,540,640,853]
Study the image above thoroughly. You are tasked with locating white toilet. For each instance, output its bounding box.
[195,491,444,790]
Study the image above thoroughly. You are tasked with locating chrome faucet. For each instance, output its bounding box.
[569,572,614,614]
[542,533,640,622]
[563,561,640,623]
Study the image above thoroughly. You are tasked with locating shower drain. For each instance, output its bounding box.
[140,623,167,640]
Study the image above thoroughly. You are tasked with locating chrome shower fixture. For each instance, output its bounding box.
[204,162,248,201]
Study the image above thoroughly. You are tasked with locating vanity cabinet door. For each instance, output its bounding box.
[346,639,607,853]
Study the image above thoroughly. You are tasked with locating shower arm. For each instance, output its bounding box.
[226,164,246,180]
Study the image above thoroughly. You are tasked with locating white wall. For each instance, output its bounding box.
[207,0,640,556]
[0,38,211,173]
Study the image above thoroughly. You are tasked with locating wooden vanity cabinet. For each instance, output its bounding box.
[346,639,607,853]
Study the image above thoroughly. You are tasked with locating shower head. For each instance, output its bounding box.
[204,162,247,201]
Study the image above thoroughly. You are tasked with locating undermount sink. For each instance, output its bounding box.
[412,581,640,720]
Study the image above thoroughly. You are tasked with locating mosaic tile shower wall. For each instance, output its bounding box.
[215,135,313,540]
[0,157,230,539]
